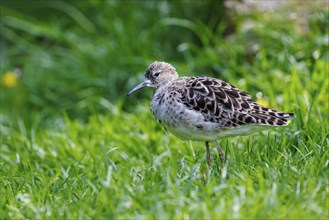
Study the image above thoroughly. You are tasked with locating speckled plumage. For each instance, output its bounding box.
[128,61,294,167]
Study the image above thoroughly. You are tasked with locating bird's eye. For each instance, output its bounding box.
[153,72,160,77]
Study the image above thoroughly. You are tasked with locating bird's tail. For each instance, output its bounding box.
[250,109,295,126]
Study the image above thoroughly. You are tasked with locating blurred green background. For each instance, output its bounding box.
[1,0,230,120]
[1,1,328,219]
[1,0,327,121]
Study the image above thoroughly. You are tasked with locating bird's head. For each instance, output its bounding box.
[127,61,178,96]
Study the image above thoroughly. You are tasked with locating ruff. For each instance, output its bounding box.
[128,61,294,167]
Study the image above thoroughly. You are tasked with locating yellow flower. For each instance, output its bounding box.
[2,71,18,88]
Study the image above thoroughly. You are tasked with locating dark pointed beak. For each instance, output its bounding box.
[127,79,152,96]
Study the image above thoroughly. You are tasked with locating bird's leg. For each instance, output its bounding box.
[214,140,225,167]
[205,141,211,167]
[202,141,211,184]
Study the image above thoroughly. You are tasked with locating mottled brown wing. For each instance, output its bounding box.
[182,77,294,127]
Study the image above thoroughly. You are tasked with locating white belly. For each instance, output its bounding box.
[165,123,272,141]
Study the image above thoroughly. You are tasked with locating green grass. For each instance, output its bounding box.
[1,1,328,219]
[1,62,328,218]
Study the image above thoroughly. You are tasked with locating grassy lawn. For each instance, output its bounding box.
[1,1,328,219]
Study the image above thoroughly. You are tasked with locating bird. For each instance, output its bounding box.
[127,61,294,168]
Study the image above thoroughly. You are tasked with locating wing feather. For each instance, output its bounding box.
[181,77,294,127]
